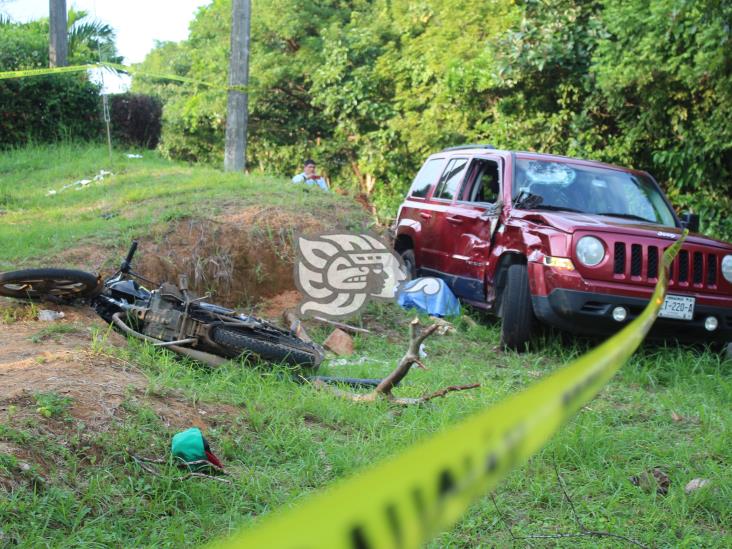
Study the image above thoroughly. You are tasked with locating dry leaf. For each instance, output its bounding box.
[630,467,670,495]
[671,411,684,422]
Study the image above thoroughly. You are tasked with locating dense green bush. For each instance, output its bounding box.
[109,93,162,149]
[0,76,103,148]
[0,12,122,149]
[134,0,732,239]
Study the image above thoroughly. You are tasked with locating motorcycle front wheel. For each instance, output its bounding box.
[211,325,322,369]
[0,268,100,300]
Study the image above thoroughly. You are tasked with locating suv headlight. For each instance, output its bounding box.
[576,236,605,267]
[722,255,732,283]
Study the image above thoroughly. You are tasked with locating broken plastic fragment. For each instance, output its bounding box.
[38,310,65,321]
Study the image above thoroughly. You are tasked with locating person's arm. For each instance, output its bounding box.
[317,177,330,191]
[292,173,305,184]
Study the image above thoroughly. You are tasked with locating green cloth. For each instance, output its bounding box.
[171,427,206,463]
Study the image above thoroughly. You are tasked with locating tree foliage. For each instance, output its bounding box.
[136,0,731,238]
[0,10,123,147]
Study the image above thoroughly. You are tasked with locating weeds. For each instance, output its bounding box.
[0,300,39,324]
[29,323,79,343]
[34,392,73,419]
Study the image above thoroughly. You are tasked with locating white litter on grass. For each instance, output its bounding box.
[47,170,114,196]
[38,310,65,321]
[328,356,388,367]
[685,478,710,494]
[126,153,143,158]
[93,170,112,181]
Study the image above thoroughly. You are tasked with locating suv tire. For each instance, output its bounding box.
[500,263,536,351]
[400,249,417,280]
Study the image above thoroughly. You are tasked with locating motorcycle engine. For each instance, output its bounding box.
[142,283,187,342]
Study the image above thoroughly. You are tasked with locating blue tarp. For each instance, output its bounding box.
[396,277,460,317]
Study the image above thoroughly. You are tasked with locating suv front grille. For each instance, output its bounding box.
[693,252,703,284]
[647,246,659,279]
[613,242,625,274]
[678,251,689,282]
[611,242,720,288]
[707,255,717,286]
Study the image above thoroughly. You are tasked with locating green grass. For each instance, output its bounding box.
[0,143,730,547]
[34,392,74,419]
[29,323,81,343]
[0,142,371,269]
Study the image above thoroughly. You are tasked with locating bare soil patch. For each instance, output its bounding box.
[0,304,137,425]
[0,300,241,489]
[257,289,302,320]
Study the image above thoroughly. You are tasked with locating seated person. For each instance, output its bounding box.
[292,159,329,192]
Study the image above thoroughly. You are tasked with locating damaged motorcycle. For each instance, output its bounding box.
[0,241,324,369]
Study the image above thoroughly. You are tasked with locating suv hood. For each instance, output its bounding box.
[531,211,732,250]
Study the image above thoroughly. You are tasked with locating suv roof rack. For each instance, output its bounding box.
[441,143,496,152]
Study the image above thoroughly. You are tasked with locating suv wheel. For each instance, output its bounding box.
[400,249,417,280]
[500,263,536,351]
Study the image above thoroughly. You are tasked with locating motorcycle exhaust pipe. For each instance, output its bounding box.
[111,313,227,367]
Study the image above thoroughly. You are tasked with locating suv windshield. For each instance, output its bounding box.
[513,159,677,226]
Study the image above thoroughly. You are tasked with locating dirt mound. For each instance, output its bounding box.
[257,289,303,320]
[136,207,334,309]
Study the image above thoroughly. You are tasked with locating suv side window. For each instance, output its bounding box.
[408,158,445,198]
[460,158,500,203]
[434,157,468,200]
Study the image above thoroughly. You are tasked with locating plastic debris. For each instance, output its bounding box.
[38,310,65,321]
[47,170,114,196]
[685,478,710,494]
[328,356,387,367]
[126,153,143,159]
[397,277,461,317]
[93,170,112,181]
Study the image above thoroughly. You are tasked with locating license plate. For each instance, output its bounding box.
[658,294,695,320]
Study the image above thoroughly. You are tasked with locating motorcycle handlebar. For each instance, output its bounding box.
[120,240,138,273]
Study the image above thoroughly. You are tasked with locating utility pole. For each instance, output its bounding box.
[49,0,68,67]
[224,0,251,172]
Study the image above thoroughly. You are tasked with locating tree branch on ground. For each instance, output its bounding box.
[127,450,231,484]
[489,461,649,548]
[314,317,479,405]
[283,310,314,343]
[312,315,371,335]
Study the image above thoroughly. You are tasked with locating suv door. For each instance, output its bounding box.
[440,156,503,301]
[421,156,470,275]
[400,156,447,273]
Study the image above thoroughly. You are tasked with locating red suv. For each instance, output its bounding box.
[394,145,732,351]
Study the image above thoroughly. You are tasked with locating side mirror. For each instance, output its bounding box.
[680,212,700,233]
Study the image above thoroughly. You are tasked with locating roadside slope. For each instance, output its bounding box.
[0,144,729,548]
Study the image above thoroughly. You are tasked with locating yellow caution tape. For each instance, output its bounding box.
[0,63,248,92]
[208,233,686,549]
[0,64,99,79]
